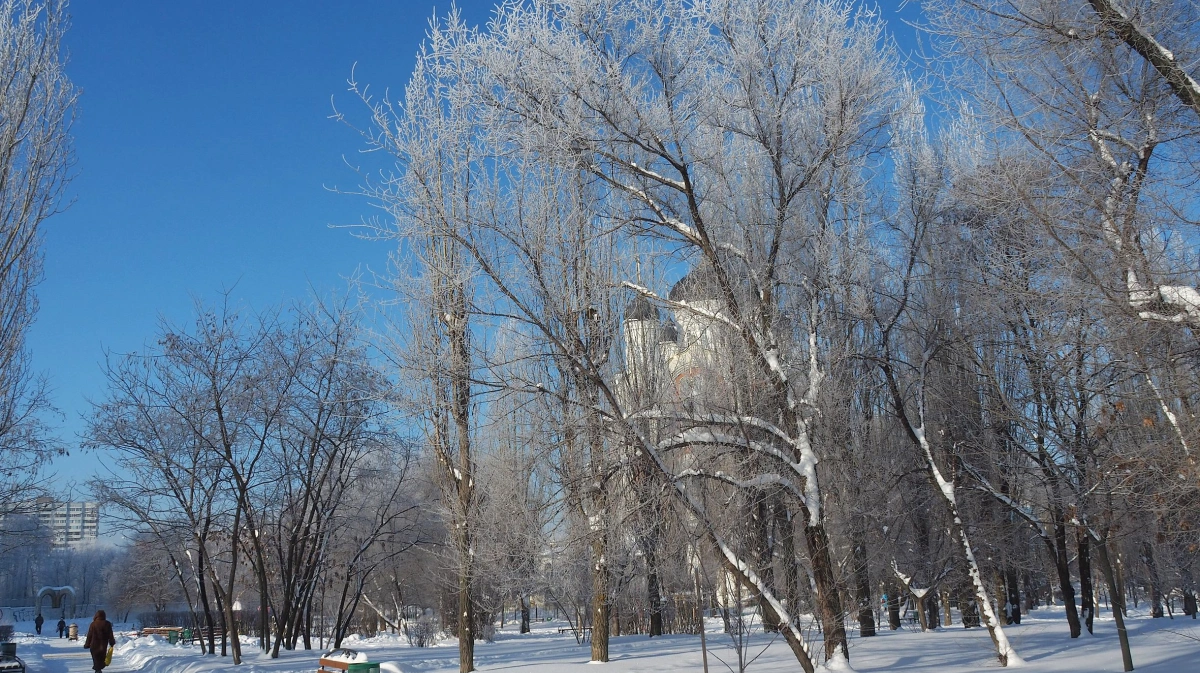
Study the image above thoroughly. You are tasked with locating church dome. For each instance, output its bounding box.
[659,321,679,343]
[668,264,719,302]
[625,295,660,321]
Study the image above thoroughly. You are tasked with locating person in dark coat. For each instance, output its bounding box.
[83,610,115,672]
[34,613,43,634]
[57,618,66,638]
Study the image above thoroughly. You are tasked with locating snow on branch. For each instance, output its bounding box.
[890,560,951,599]
[627,409,795,448]
[1087,0,1200,120]
[657,427,802,475]
[676,468,807,506]
[657,425,822,526]
[711,537,819,666]
[1131,283,1200,325]
[590,172,702,244]
[1140,371,1192,458]
[594,149,687,192]
[622,281,749,337]
[960,462,1052,543]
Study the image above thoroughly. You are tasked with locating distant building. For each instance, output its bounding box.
[30,497,100,546]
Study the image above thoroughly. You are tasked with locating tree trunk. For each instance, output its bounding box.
[1021,572,1035,613]
[887,588,901,630]
[520,595,531,634]
[883,362,1017,663]
[259,566,270,653]
[210,506,243,664]
[951,512,1017,665]
[1004,567,1021,625]
[803,519,848,661]
[212,583,227,657]
[916,593,931,631]
[217,583,240,663]
[303,596,313,649]
[458,572,475,670]
[270,589,287,657]
[1095,536,1134,671]
[646,543,663,637]
[591,535,610,663]
[754,496,780,633]
[451,284,477,672]
[693,565,710,673]
[197,548,216,655]
[1051,513,1083,637]
[1115,552,1127,616]
[916,427,1017,663]
[777,503,802,628]
[850,512,875,636]
[1142,541,1164,618]
[1078,533,1094,633]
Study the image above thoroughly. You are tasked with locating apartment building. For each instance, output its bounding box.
[30,497,100,546]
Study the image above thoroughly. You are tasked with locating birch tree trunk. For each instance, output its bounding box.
[882,352,1021,665]
[915,427,1020,666]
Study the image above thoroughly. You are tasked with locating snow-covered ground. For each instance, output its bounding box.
[3,607,1197,673]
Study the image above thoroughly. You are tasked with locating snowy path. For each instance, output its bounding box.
[18,635,136,673]
[5,608,1198,673]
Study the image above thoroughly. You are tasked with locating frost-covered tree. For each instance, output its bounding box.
[0,0,75,518]
[345,1,903,669]
[926,0,1200,327]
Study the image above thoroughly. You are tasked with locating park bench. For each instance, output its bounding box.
[557,626,592,642]
[139,626,187,644]
[189,626,226,644]
[317,648,378,673]
[139,626,184,637]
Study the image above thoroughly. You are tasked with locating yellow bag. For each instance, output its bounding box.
[105,646,113,666]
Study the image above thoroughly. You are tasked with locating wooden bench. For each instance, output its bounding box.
[189,626,226,644]
[557,626,592,641]
[317,648,371,673]
[139,626,184,637]
[318,657,352,673]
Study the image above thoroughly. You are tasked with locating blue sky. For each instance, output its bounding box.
[29,0,926,493]
[29,0,502,489]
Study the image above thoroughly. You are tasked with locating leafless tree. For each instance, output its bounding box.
[926,0,1200,326]
[341,2,904,670]
[0,0,76,517]
[90,296,414,663]
[345,48,486,666]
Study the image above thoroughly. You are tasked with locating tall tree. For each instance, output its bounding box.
[345,39,484,666]
[0,0,76,516]
[345,2,901,669]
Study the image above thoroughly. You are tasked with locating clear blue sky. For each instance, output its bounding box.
[28,0,926,493]
[29,0,502,490]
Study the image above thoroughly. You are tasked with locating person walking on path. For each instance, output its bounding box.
[34,613,43,635]
[57,618,65,638]
[83,610,115,672]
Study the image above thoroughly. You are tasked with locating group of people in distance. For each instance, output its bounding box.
[32,612,68,638]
